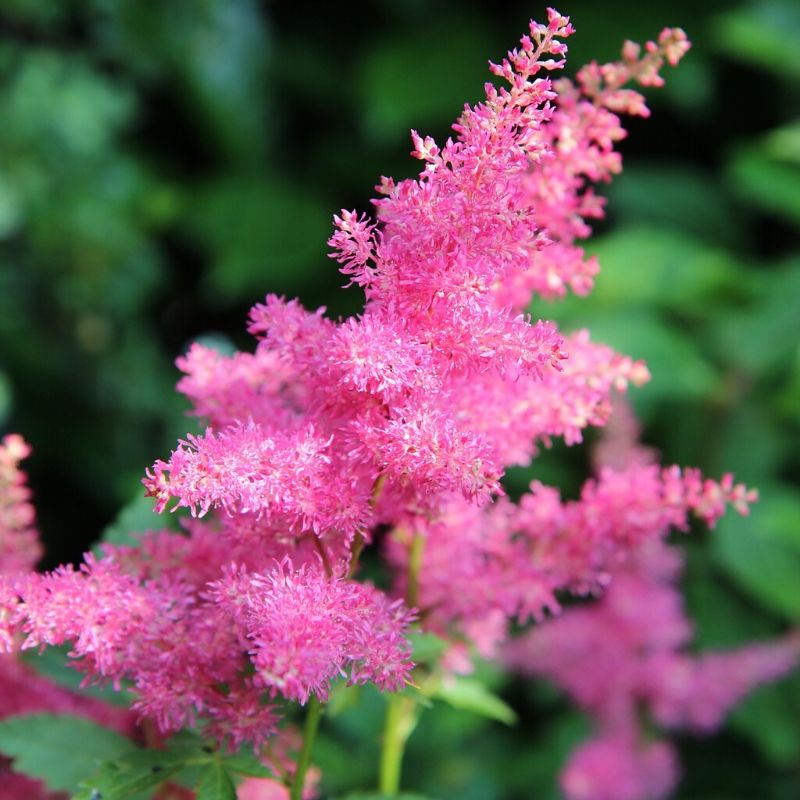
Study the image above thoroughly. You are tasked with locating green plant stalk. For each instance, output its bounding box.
[348,474,388,577]
[406,532,424,610]
[378,693,419,795]
[290,696,323,800]
[378,530,426,795]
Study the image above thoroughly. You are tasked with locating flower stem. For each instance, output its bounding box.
[406,532,424,609]
[348,474,387,578]
[291,696,323,800]
[378,692,418,795]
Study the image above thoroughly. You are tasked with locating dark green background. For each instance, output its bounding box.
[0,1,798,797]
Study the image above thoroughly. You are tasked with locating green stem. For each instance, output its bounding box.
[378,693,418,795]
[348,474,388,578]
[406,532,424,609]
[291,696,323,800]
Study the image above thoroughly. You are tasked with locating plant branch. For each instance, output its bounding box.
[290,696,323,800]
[378,692,419,796]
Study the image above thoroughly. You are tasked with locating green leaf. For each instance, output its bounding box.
[75,732,208,800]
[195,761,237,800]
[21,644,133,708]
[432,677,517,725]
[712,483,800,619]
[708,258,800,377]
[223,749,273,778]
[714,0,800,81]
[408,631,448,664]
[586,227,740,312]
[75,750,187,800]
[98,491,161,549]
[728,142,800,225]
[560,310,721,410]
[730,674,800,766]
[606,167,741,248]
[0,713,132,793]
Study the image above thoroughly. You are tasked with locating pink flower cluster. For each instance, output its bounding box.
[505,540,800,800]
[0,436,136,799]
[503,418,797,800]
[1,13,788,800]
[143,11,688,538]
[2,528,413,749]
[386,460,757,658]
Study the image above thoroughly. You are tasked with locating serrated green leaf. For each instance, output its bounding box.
[195,761,237,800]
[432,677,517,725]
[75,744,200,800]
[0,713,132,793]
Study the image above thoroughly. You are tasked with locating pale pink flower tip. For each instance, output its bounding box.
[0,434,42,576]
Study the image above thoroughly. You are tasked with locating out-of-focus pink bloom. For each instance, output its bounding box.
[561,734,678,800]
[505,541,799,800]
[388,460,754,655]
[0,764,66,800]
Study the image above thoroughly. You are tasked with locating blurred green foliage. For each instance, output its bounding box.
[0,0,798,797]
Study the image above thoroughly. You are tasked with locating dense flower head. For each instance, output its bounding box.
[0,525,414,749]
[210,560,415,704]
[10,12,790,800]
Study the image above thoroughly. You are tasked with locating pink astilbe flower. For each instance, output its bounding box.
[451,330,650,467]
[387,459,755,655]
[211,560,414,704]
[504,540,800,800]
[0,436,138,796]
[1,12,719,790]
[176,344,301,431]
[561,734,678,800]
[150,12,690,541]
[492,25,690,307]
[1,548,271,742]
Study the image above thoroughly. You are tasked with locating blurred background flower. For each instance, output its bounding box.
[0,0,798,797]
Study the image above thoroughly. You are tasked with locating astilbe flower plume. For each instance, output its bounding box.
[504,540,800,800]
[0,437,136,799]
[503,411,799,800]
[5,6,695,749]
[2,12,782,799]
